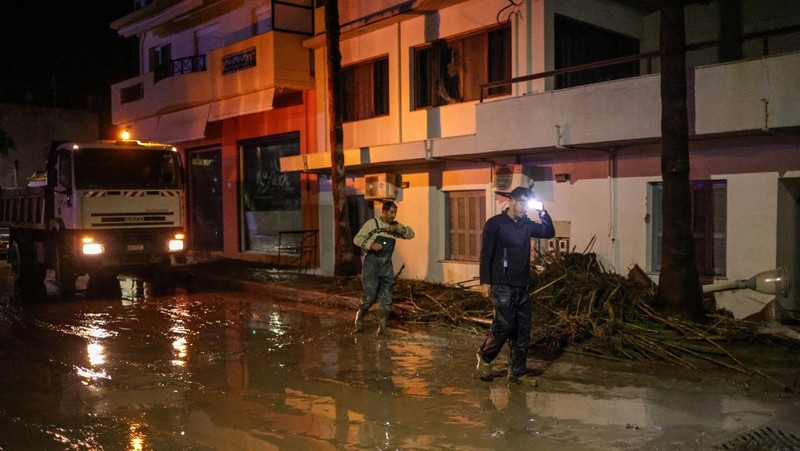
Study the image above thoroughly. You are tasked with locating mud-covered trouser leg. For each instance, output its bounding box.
[375,260,395,315]
[509,287,532,378]
[354,308,367,332]
[375,260,394,335]
[478,285,531,377]
[359,254,384,311]
[478,285,514,364]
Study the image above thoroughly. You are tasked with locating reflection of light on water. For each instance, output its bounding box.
[388,341,433,397]
[88,342,105,366]
[76,366,110,381]
[129,422,147,451]
[269,312,286,335]
[247,308,287,336]
[119,277,147,303]
[171,336,188,366]
[75,315,113,381]
[167,302,191,367]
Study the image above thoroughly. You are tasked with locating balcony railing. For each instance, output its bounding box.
[154,55,207,83]
[480,24,800,102]
[223,47,257,75]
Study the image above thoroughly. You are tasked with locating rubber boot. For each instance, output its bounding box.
[509,374,539,388]
[476,353,492,381]
[354,308,366,333]
[376,311,388,337]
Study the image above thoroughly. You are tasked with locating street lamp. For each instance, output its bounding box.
[702,267,790,296]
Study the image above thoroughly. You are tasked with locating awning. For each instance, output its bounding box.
[156,104,211,143]
[209,88,275,121]
[126,116,160,142]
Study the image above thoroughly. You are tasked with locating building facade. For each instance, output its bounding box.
[110,0,800,320]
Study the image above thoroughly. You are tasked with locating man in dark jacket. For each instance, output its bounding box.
[476,186,555,387]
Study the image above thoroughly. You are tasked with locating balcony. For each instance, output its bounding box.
[473,25,800,156]
[111,30,314,138]
[471,51,799,157]
[280,24,800,173]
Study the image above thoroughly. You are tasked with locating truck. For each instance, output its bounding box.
[0,139,187,298]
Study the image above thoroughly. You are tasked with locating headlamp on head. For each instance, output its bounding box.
[526,199,543,211]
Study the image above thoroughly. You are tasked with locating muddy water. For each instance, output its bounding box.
[0,268,799,450]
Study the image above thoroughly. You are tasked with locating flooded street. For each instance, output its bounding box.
[0,263,799,450]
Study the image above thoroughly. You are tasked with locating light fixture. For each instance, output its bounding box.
[702,267,790,296]
[526,199,543,211]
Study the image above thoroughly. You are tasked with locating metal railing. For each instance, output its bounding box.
[277,229,318,271]
[154,55,207,83]
[480,24,800,102]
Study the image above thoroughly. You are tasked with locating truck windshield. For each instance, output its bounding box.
[73,148,182,190]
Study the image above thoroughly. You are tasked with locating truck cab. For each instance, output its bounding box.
[2,139,188,298]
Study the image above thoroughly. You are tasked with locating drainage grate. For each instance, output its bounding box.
[718,427,800,450]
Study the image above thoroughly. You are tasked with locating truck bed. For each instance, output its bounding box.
[0,186,47,230]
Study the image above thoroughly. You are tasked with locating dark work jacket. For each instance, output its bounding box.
[479,210,555,287]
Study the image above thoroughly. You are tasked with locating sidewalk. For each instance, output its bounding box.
[173,257,363,310]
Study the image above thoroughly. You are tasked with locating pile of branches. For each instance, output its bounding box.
[394,251,800,387]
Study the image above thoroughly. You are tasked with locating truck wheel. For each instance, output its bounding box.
[9,241,34,286]
[8,240,46,299]
[55,248,76,300]
[8,241,25,284]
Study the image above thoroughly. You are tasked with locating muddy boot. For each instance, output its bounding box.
[376,312,388,337]
[354,308,366,333]
[508,374,539,388]
[476,353,492,381]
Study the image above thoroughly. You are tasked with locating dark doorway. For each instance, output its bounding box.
[187,147,223,252]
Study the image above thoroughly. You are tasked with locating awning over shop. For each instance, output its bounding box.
[125,116,160,143]
[209,88,275,121]
[156,104,211,143]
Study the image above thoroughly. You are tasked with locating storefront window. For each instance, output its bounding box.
[239,133,301,253]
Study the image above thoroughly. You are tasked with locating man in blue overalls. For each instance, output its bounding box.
[353,201,415,336]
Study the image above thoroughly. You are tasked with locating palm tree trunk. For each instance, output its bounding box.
[325,0,358,276]
[657,0,704,322]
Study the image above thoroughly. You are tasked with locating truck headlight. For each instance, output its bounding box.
[168,233,185,252]
[81,237,105,255]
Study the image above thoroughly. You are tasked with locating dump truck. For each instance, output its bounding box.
[0,139,187,297]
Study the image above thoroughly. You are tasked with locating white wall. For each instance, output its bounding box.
[311,0,800,320]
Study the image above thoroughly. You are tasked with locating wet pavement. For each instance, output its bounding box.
[0,262,799,450]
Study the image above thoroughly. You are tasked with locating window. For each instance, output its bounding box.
[413,25,511,109]
[554,15,640,89]
[649,180,727,276]
[342,57,389,122]
[148,44,171,74]
[57,149,71,189]
[446,190,486,261]
[73,148,181,190]
[239,133,302,253]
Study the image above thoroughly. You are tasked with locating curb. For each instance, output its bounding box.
[234,278,362,310]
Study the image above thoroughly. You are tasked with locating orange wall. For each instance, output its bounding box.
[218,90,319,263]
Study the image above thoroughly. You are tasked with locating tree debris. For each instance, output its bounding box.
[391,251,800,391]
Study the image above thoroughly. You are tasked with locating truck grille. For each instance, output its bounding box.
[91,212,177,227]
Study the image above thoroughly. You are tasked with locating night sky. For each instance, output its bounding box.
[0,2,138,125]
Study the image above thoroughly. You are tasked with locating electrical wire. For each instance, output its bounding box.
[497,0,523,25]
